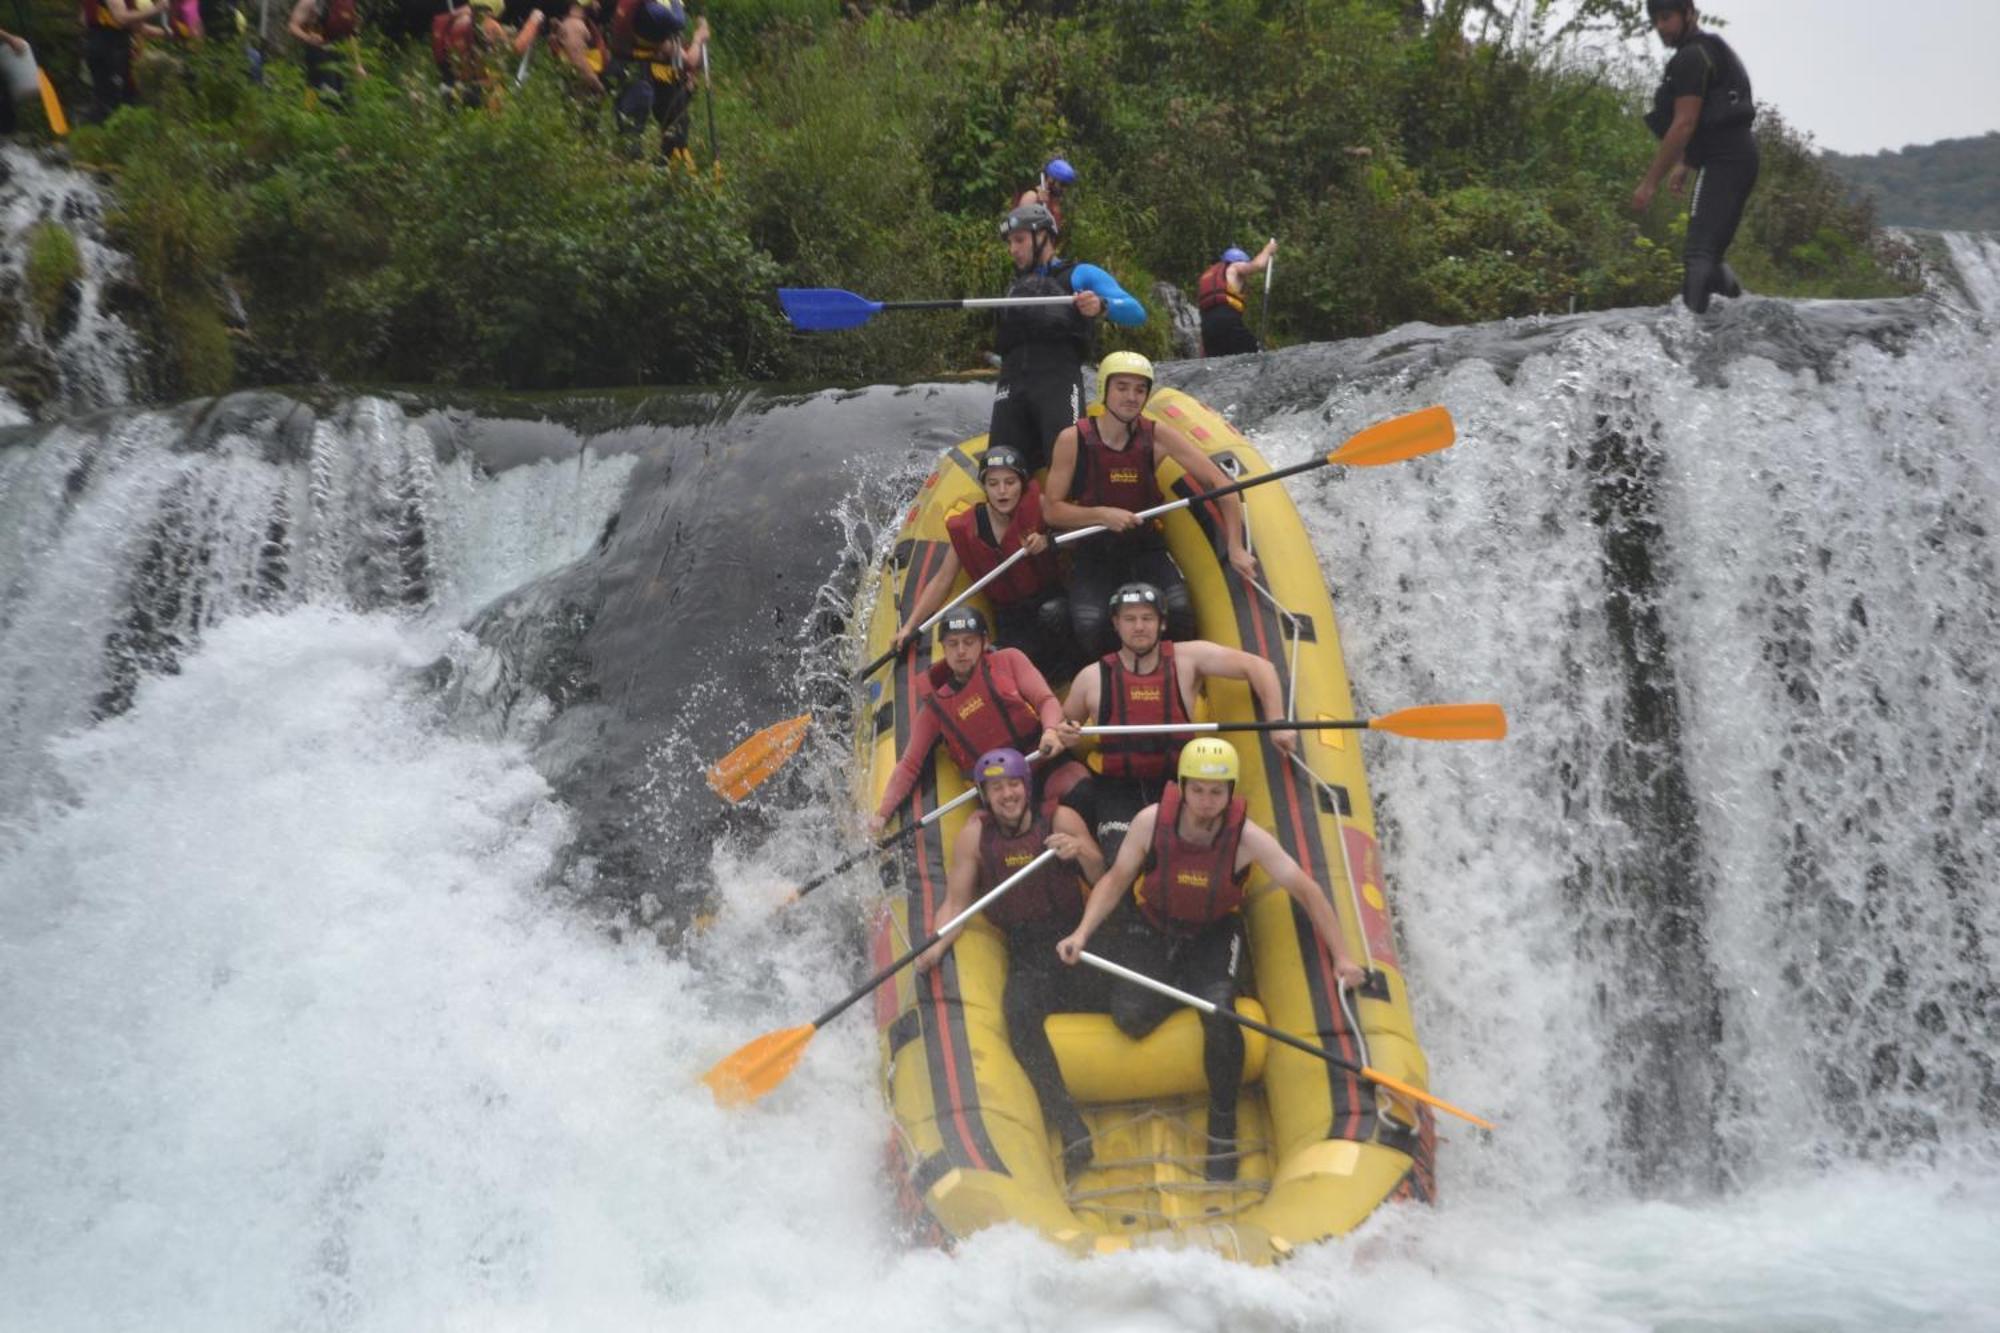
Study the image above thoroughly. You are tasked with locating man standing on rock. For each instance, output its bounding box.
[1630,0,1758,314]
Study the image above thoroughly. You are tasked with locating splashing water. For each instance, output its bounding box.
[4,303,2000,1328]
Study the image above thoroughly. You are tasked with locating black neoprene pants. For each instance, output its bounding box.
[1066,544,1195,664]
[1683,146,1759,314]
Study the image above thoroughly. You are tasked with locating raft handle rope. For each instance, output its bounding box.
[1235,477,1383,1029]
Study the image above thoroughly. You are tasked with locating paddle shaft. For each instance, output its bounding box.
[883,296,1078,314]
[907,450,1332,641]
[702,46,716,162]
[1084,718,1367,736]
[1260,238,1275,345]
[1077,950,1496,1130]
[810,849,1059,1029]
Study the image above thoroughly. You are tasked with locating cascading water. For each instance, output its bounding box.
[0,144,147,417]
[1939,231,2000,315]
[4,219,2000,1324]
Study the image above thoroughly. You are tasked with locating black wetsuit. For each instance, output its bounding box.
[989,260,1089,475]
[1650,30,1758,313]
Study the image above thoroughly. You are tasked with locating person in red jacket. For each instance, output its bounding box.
[1057,737,1366,1182]
[868,607,1084,835]
[890,445,1074,679]
[915,747,1106,1181]
[287,0,365,104]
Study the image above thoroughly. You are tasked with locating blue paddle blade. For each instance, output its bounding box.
[778,288,885,332]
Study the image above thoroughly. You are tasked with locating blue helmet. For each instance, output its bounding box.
[634,0,684,42]
[1221,247,1251,265]
[1043,157,1078,186]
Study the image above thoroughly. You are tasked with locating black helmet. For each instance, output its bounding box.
[1108,582,1164,613]
[999,203,1058,238]
[939,606,990,638]
[978,446,1029,482]
[1645,0,1690,15]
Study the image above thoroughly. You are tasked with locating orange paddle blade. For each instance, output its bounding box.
[706,713,812,803]
[703,1023,818,1106]
[1327,405,1455,469]
[39,70,70,137]
[1369,703,1507,742]
[1361,1064,1495,1131]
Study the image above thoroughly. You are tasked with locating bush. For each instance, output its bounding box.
[24,222,82,326]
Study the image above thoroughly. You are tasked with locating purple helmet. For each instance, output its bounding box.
[973,748,1032,788]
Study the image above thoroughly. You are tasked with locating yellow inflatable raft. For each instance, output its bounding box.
[855,387,1436,1265]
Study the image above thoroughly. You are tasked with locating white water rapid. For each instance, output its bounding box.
[5,305,2000,1325]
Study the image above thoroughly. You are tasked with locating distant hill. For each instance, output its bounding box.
[1823,133,2000,231]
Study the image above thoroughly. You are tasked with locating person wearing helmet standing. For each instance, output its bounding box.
[1057,737,1367,1181]
[1196,240,1276,357]
[1630,0,1757,313]
[868,607,1087,837]
[915,746,1107,1181]
[545,0,608,101]
[606,0,707,160]
[1013,156,1078,236]
[1054,581,1294,865]
[1043,351,1257,660]
[890,445,1075,679]
[989,202,1146,476]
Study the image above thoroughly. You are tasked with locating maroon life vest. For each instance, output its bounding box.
[1070,414,1162,519]
[924,652,1044,772]
[319,0,358,40]
[1093,641,1190,782]
[977,809,1085,932]
[432,8,481,75]
[1196,262,1245,314]
[944,482,1060,608]
[1135,781,1250,935]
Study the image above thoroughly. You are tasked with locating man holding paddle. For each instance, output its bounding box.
[915,747,1106,1181]
[1057,736,1367,1182]
[866,607,1086,837]
[989,202,1144,474]
[1055,582,1293,863]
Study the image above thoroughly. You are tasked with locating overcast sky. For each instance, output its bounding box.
[1651,2,2000,155]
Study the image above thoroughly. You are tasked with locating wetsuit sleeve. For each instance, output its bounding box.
[877,705,942,819]
[1069,263,1147,328]
[1001,648,1065,730]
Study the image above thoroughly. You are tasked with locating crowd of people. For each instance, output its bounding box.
[52,0,716,161]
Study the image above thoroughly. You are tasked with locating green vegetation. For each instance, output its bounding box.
[47,0,1911,393]
[1823,133,2000,232]
[24,222,82,326]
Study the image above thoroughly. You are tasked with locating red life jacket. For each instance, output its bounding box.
[431,8,473,72]
[1135,781,1250,935]
[924,652,1045,772]
[1093,641,1189,782]
[1196,262,1245,314]
[1071,414,1162,520]
[977,808,1085,932]
[318,0,357,40]
[944,482,1060,608]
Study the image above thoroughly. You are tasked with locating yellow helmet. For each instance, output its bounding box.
[1097,350,1155,404]
[1178,736,1240,784]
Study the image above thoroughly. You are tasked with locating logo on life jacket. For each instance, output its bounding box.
[957,696,987,721]
[1108,468,1141,485]
[1128,686,1162,702]
[1005,851,1036,870]
[1175,870,1212,887]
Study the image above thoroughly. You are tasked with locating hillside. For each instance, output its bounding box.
[1823,132,2000,231]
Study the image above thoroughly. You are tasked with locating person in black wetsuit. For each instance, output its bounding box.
[1631,0,1758,314]
[988,202,1146,475]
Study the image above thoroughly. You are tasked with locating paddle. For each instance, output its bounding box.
[1077,950,1495,1131]
[706,712,812,802]
[1082,703,1508,744]
[779,288,1079,333]
[705,848,1062,1105]
[701,45,716,164]
[848,403,1459,685]
[1259,236,1274,346]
